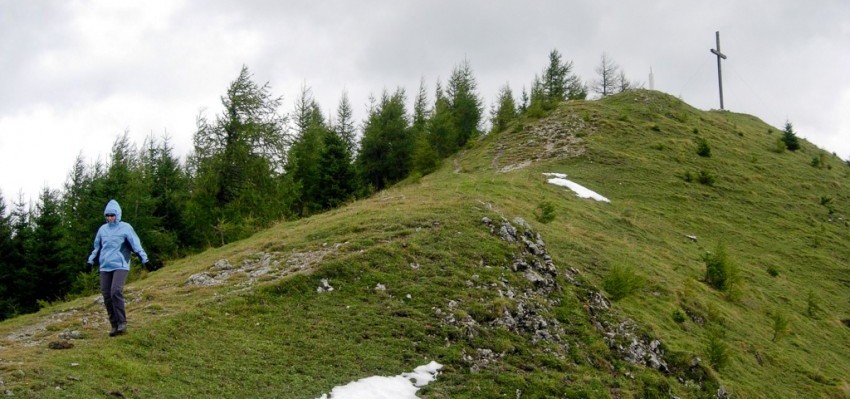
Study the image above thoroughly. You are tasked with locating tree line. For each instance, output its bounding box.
[0,50,639,320]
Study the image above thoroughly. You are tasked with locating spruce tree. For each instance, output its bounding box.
[411,79,439,175]
[286,92,327,216]
[428,81,455,158]
[9,194,34,313]
[334,91,358,156]
[357,88,412,191]
[782,121,801,151]
[542,49,586,104]
[446,60,483,150]
[144,136,188,260]
[0,192,18,319]
[316,128,356,209]
[490,84,517,133]
[29,188,72,302]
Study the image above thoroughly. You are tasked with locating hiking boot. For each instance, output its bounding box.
[110,323,127,337]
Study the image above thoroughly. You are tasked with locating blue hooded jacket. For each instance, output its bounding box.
[87,199,149,271]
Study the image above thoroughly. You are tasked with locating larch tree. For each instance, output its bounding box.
[188,65,288,245]
[592,52,620,97]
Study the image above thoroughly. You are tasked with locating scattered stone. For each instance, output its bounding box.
[48,341,73,350]
[375,284,386,292]
[59,331,83,340]
[317,279,334,293]
[184,272,220,287]
[462,348,504,373]
[685,235,698,242]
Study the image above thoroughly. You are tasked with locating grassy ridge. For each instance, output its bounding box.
[1,90,849,398]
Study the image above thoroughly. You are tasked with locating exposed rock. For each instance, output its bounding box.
[59,331,83,340]
[590,299,669,373]
[212,259,233,271]
[492,112,591,172]
[184,272,221,287]
[462,348,505,373]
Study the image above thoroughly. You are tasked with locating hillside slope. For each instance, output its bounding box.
[2,90,849,398]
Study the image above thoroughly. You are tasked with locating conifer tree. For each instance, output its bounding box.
[446,60,483,150]
[782,121,801,151]
[526,75,546,117]
[60,154,98,275]
[519,86,529,113]
[490,83,517,132]
[29,188,72,303]
[428,80,455,158]
[411,78,439,175]
[0,192,18,319]
[188,66,288,244]
[357,88,412,191]
[542,49,586,104]
[316,128,356,209]
[286,88,327,215]
[592,52,619,97]
[412,78,431,136]
[334,90,358,156]
[144,136,188,260]
[9,194,34,313]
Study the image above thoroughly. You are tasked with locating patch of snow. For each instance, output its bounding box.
[543,173,610,203]
[316,361,443,399]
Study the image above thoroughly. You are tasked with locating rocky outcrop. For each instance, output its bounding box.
[185,244,345,289]
[492,112,592,173]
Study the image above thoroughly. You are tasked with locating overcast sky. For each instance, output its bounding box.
[2,1,848,207]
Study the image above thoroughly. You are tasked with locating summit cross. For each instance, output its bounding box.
[710,31,727,110]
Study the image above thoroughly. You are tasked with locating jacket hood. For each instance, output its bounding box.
[104,199,122,222]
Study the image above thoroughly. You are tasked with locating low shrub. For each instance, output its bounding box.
[771,311,791,342]
[697,170,715,186]
[805,290,822,318]
[702,243,737,292]
[535,201,556,224]
[603,264,645,301]
[766,265,779,277]
[696,138,711,157]
[705,327,730,370]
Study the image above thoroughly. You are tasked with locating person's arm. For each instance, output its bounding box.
[87,227,102,265]
[125,224,150,265]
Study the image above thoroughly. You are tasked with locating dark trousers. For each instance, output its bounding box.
[100,269,129,327]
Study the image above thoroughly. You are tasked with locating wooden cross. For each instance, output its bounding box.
[710,31,727,110]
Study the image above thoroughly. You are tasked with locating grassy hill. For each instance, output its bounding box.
[2,90,849,398]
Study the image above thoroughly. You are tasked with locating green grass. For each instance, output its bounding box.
[2,90,850,398]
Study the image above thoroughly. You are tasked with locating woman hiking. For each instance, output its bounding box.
[87,199,150,336]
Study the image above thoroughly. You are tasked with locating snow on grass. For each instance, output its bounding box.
[543,173,610,203]
[316,361,443,399]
